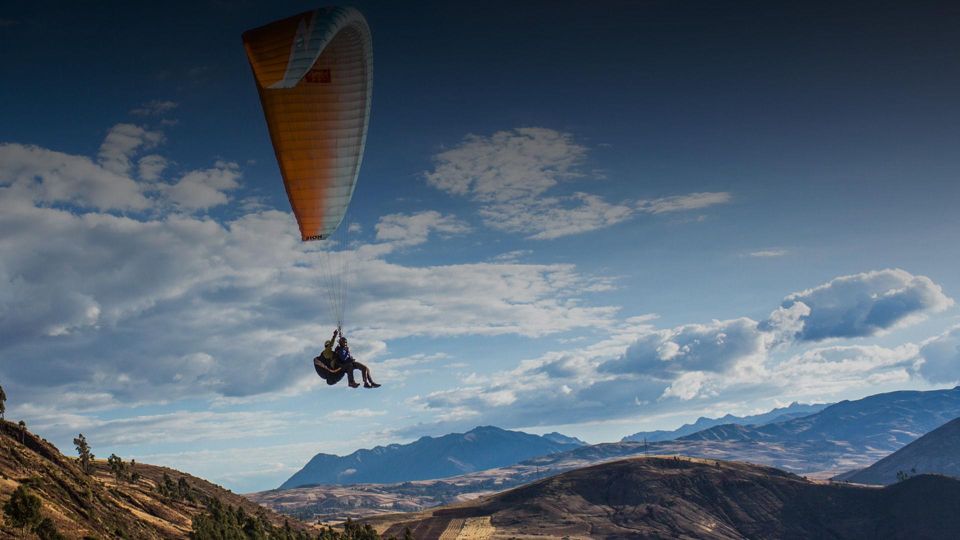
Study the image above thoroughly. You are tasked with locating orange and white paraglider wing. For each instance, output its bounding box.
[243,7,373,241]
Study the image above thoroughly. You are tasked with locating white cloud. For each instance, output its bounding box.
[748,249,788,258]
[774,344,917,395]
[163,160,241,210]
[425,127,586,202]
[768,269,953,341]
[916,326,960,384]
[0,143,150,210]
[138,154,168,181]
[404,270,954,432]
[375,211,470,246]
[637,192,732,214]
[482,192,634,240]
[603,318,766,378]
[98,123,164,176]
[424,128,730,240]
[0,130,622,413]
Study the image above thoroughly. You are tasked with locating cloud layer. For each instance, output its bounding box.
[0,125,619,413]
[424,128,731,239]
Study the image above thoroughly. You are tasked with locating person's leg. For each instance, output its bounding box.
[354,362,380,387]
[343,361,360,387]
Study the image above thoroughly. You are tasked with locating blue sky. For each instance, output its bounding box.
[2,0,960,492]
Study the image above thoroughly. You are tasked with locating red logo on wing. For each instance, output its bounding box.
[305,68,332,84]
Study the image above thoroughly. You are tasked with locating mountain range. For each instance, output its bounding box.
[369,456,960,540]
[680,387,960,454]
[280,425,585,489]
[838,416,960,485]
[258,386,960,522]
[621,401,828,442]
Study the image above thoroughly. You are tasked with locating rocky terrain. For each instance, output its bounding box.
[0,419,311,539]
[837,416,960,485]
[368,456,960,540]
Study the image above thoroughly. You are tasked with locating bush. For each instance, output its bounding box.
[36,517,66,540]
[3,485,43,532]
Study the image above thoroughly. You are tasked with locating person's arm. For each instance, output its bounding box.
[331,328,339,342]
[314,357,342,374]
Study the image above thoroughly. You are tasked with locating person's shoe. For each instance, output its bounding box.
[365,382,381,388]
[348,382,361,388]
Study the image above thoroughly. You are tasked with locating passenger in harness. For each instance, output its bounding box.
[335,335,380,388]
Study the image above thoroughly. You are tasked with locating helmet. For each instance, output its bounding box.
[324,340,333,348]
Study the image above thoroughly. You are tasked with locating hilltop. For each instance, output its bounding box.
[369,456,960,540]
[0,419,311,539]
[838,416,960,485]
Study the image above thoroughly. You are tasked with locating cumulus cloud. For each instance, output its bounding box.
[164,160,241,210]
[767,269,953,342]
[138,154,168,181]
[916,326,960,384]
[424,128,730,239]
[603,318,765,378]
[0,129,621,413]
[0,143,151,211]
[406,270,955,431]
[98,123,164,176]
[375,211,470,246]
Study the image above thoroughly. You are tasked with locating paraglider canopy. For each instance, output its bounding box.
[243,7,373,241]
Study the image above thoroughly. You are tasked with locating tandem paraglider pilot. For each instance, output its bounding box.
[313,328,380,389]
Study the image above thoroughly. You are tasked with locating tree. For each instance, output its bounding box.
[35,517,66,540]
[129,459,140,484]
[73,434,94,474]
[107,454,127,483]
[0,383,6,420]
[3,485,42,533]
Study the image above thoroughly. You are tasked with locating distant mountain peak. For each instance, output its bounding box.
[280,425,584,489]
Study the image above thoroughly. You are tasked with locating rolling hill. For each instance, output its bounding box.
[280,425,584,489]
[369,456,960,540]
[0,419,310,539]
[838,416,960,485]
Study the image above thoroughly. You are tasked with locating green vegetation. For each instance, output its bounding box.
[74,433,95,474]
[157,472,199,503]
[35,517,66,540]
[190,499,393,540]
[3,485,43,533]
[107,453,127,483]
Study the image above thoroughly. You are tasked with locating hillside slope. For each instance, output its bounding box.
[0,420,308,539]
[838,416,960,485]
[281,426,583,489]
[369,456,960,540]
